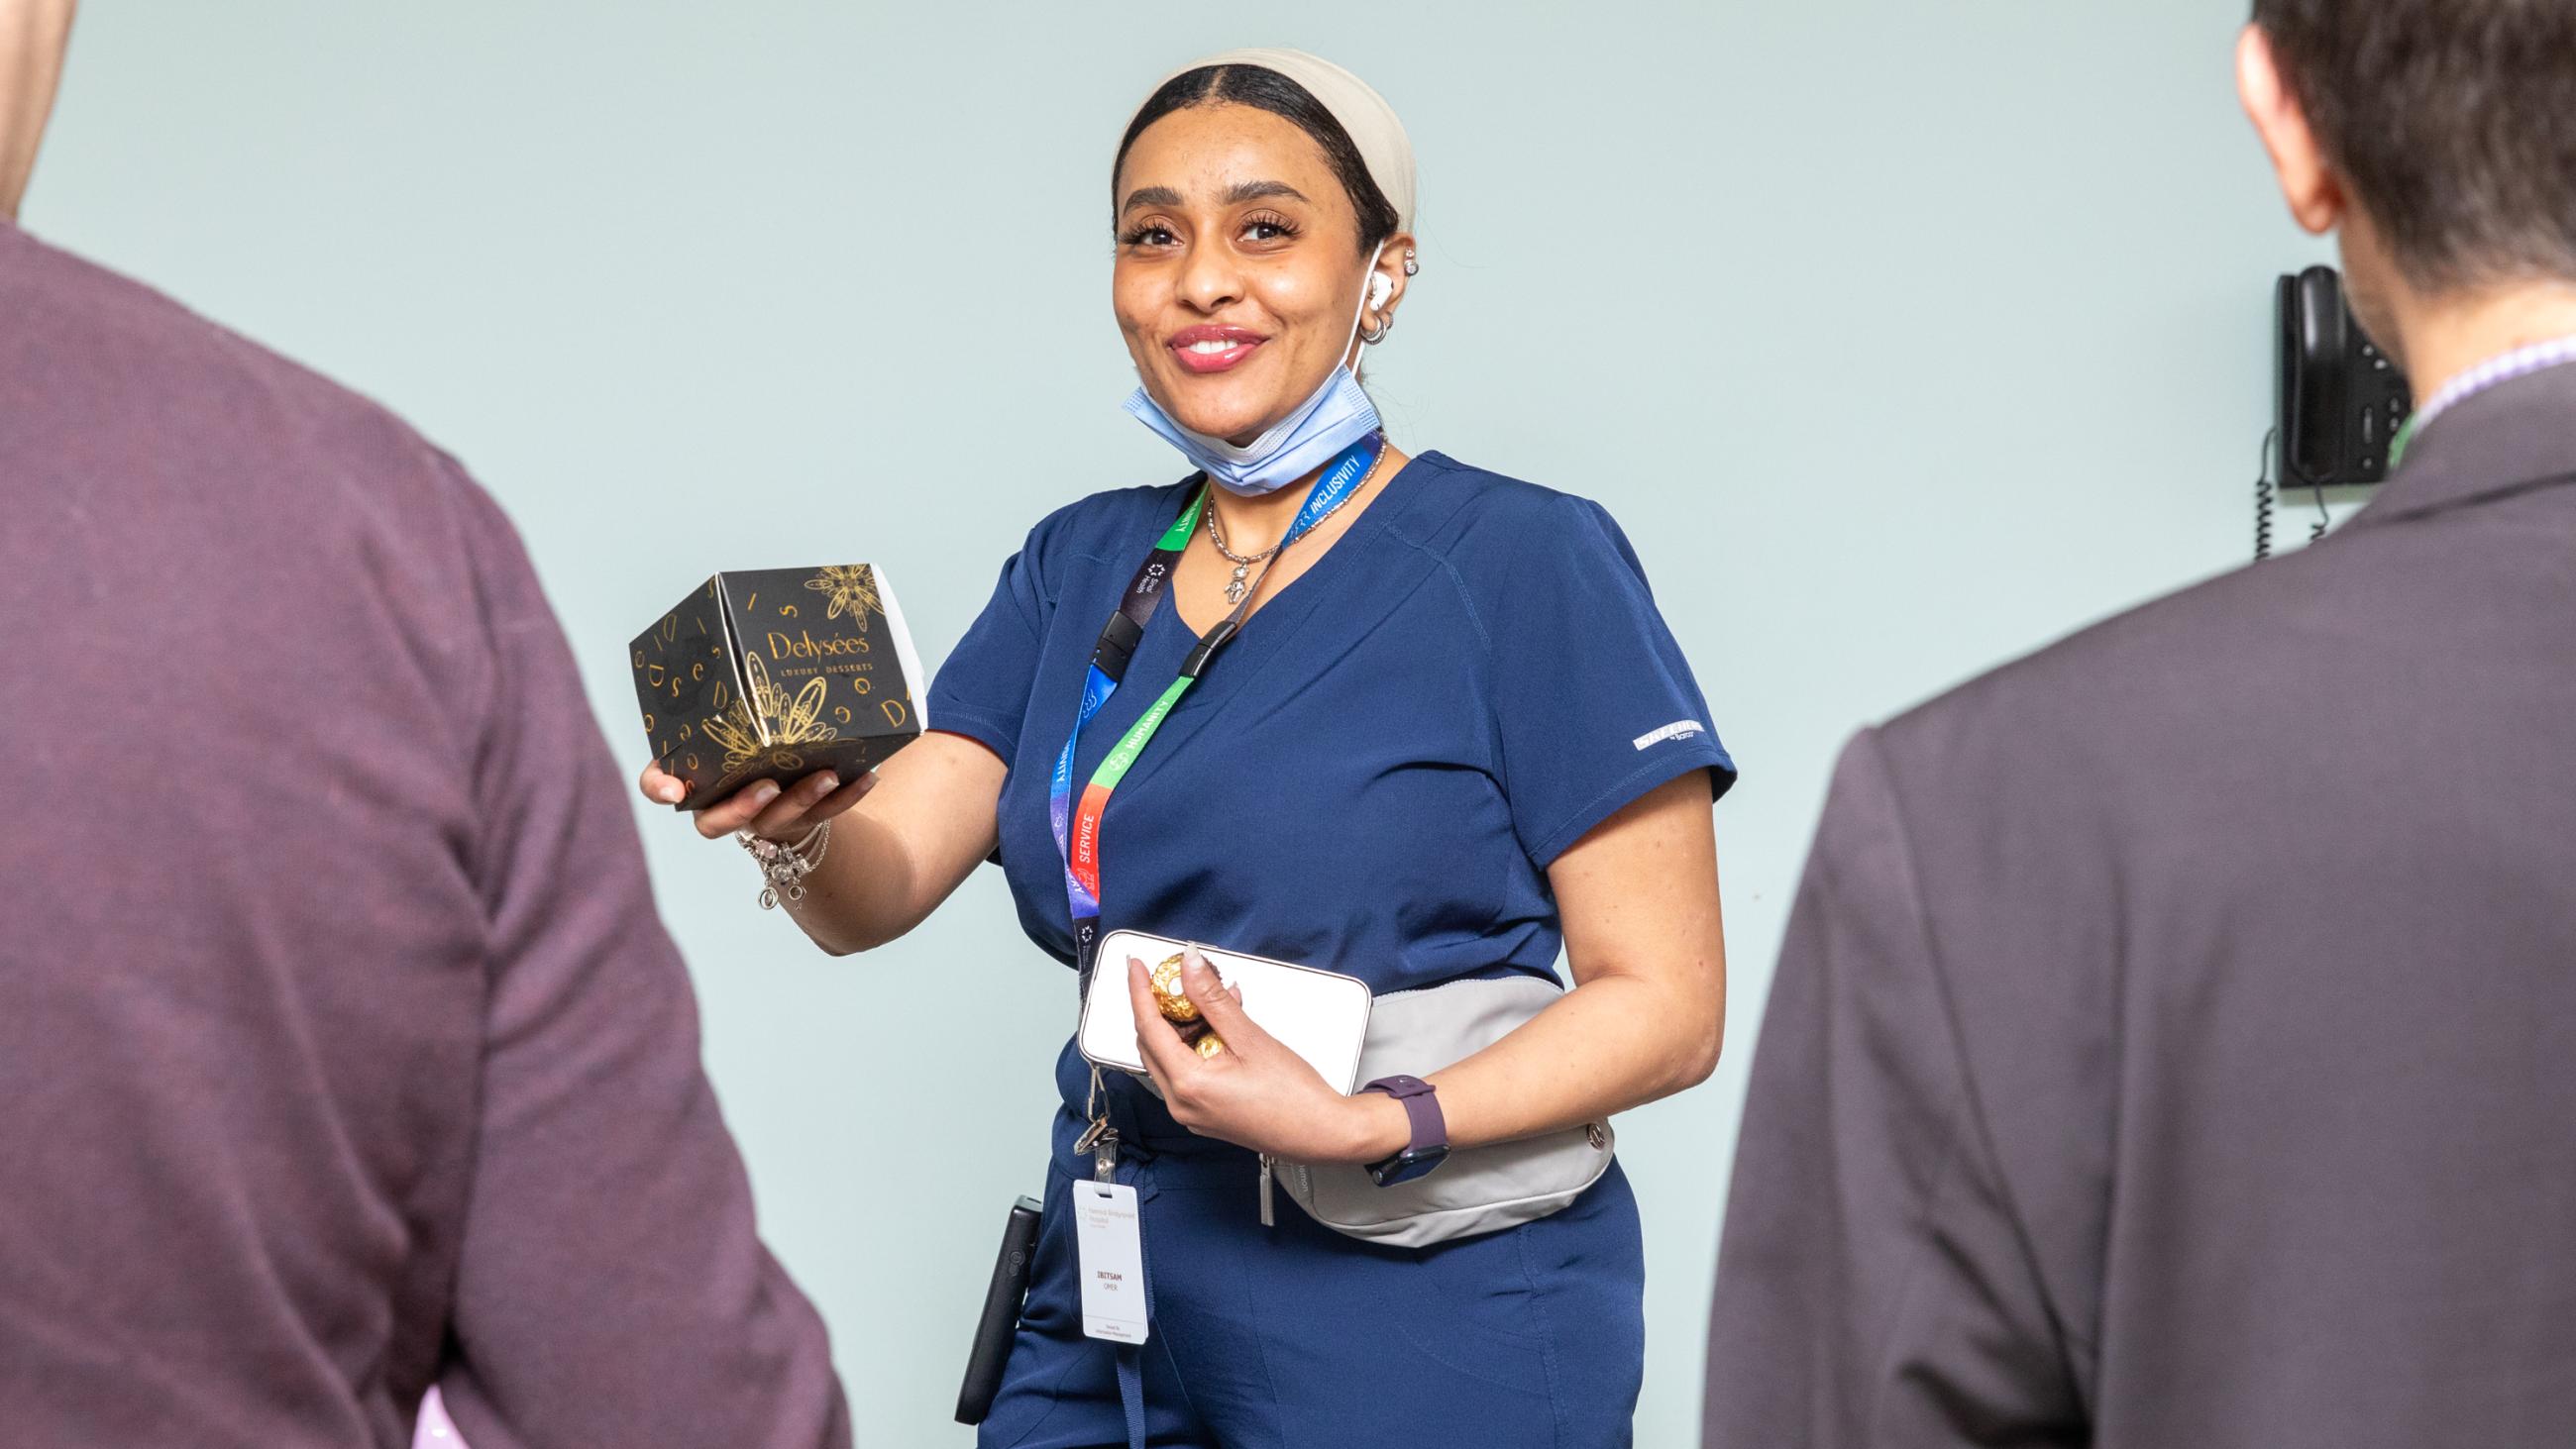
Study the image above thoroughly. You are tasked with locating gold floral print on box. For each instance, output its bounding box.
[803,564,882,625]
[702,654,840,786]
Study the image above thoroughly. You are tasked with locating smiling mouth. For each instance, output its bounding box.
[1169,329,1266,375]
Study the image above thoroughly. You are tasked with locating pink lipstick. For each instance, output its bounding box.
[1169,325,1266,374]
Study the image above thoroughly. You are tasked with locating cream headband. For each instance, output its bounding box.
[1144,47,1416,234]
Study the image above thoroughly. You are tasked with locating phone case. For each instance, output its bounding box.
[1078,931,1374,1094]
[952,1194,1044,1426]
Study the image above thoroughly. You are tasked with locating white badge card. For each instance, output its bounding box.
[1073,1181,1149,1344]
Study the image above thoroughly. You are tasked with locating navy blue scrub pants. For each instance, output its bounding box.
[975,1049,1646,1449]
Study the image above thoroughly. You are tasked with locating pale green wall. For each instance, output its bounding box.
[30,2,2335,1442]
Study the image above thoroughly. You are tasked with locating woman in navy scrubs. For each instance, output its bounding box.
[642,49,1733,1449]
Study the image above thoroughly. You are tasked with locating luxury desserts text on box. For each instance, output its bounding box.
[629,565,922,811]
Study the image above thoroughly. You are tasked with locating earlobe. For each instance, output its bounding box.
[2237,24,2342,237]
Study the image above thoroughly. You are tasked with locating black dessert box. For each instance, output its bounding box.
[629,565,926,811]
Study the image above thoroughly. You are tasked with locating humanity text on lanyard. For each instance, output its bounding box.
[1047,432,1386,985]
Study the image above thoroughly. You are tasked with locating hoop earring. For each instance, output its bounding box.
[1359,314,1393,345]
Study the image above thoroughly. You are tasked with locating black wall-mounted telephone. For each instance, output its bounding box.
[2276,265,2412,487]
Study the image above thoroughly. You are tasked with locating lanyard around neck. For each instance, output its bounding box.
[1048,432,1385,980]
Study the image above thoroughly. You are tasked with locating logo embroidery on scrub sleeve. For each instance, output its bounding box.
[1632,719,1706,751]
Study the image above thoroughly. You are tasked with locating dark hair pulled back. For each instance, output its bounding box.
[1113,64,1400,256]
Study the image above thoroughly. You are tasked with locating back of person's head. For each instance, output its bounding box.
[2249,0,2576,294]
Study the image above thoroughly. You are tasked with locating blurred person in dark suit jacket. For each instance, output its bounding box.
[0,5,848,1444]
[1705,2,2576,1444]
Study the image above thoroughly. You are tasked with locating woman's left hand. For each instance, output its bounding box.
[1125,951,1403,1165]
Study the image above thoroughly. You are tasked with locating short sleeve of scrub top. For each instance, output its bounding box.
[926,452,1736,1001]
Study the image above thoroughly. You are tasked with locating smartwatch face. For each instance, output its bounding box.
[1374,1144,1449,1187]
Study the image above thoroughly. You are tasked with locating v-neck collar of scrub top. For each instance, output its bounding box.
[1107,449,1438,799]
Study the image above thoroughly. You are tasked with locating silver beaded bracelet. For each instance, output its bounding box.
[736,819,831,910]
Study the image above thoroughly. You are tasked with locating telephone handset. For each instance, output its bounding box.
[2276,265,2413,487]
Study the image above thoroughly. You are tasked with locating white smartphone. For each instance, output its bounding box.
[1078,930,1373,1094]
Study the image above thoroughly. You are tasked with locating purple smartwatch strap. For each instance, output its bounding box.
[1361,1075,1447,1156]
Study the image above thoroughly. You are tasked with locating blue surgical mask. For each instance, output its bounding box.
[1124,244,1387,497]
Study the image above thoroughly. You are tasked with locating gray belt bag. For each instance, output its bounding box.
[1278,975,1614,1249]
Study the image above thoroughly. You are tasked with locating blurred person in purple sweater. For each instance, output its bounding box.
[0,5,850,1444]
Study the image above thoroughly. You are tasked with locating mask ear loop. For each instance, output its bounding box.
[1342,241,1390,373]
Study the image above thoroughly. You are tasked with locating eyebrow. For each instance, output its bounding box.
[1119,185,1184,215]
[1221,179,1311,206]
[1117,179,1314,215]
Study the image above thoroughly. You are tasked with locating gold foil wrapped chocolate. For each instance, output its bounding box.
[1149,952,1202,1023]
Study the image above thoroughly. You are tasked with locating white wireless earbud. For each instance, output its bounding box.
[1367,272,1394,310]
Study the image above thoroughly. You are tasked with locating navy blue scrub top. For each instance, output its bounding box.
[926,451,1736,999]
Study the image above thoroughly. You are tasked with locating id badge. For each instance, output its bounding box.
[1073,1180,1148,1343]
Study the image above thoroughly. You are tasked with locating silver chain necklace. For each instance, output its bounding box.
[1203,448,1386,605]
